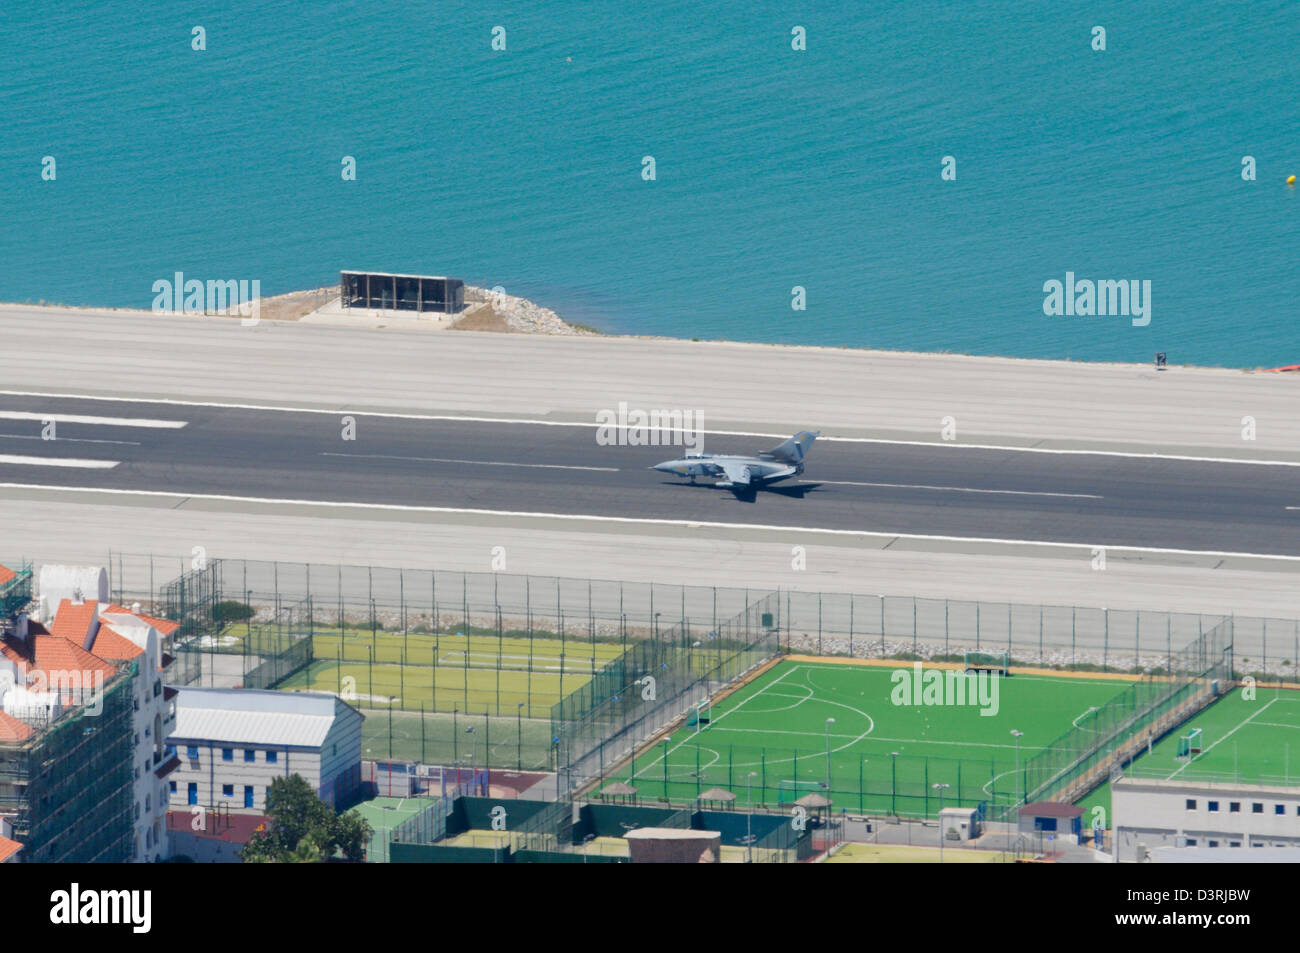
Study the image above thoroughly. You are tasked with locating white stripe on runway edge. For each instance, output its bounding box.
[0,456,119,469]
[0,481,1297,561]
[0,410,186,429]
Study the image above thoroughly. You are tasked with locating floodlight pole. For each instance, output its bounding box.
[890,752,898,816]
[1011,730,1024,808]
[825,718,836,790]
[746,771,758,864]
[461,641,469,705]
[932,783,950,863]
[467,725,477,787]
[517,701,525,771]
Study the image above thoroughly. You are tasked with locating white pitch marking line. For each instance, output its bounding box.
[0,481,1297,561]
[0,410,185,429]
[1167,698,1277,780]
[0,455,119,469]
[632,664,801,780]
[319,452,618,472]
[0,433,141,446]
[3,390,1298,468]
[813,479,1100,500]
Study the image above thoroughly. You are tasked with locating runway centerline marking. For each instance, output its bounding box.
[3,390,1299,468]
[0,455,119,469]
[0,433,141,446]
[319,452,618,473]
[810,480,1100,499]
[0,410,185,429]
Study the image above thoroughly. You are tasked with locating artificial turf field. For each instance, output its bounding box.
[1075,685,1300,822]
[275,629,626,718]
[621,659,1134,818]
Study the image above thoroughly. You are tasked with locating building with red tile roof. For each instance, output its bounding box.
[0,573,183,863]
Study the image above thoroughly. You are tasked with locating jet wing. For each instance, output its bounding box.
[716,461,752,488]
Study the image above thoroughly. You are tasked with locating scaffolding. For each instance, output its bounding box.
[0,562,32,620]
[0,661,135,862]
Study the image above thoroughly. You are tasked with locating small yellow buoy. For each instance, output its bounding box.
[1289,175,1297,186]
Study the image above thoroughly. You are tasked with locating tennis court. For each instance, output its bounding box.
[620,659,1134,818]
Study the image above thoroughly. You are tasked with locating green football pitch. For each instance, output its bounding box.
[1076,685,1300,823]
[619,659,1134,818]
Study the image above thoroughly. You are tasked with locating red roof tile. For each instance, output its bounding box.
[101,604,179,636]
[0,836,21,862]
[49,599,100,645]
[90,624,145,661]
[0,710,35,743]
[0,633,119,705]
[0,565,15,586]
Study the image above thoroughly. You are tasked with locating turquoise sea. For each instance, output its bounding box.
[1,1,1297,366]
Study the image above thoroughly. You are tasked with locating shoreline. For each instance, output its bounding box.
[3,288,1294,375]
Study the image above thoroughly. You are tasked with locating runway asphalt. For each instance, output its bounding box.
[4,394,1299,557]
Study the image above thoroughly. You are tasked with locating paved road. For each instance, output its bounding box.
[4,394,1300,556]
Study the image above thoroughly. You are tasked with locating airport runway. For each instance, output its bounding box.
[3,394,1300,557]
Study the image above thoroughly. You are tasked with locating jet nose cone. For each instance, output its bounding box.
[651,462,671,472]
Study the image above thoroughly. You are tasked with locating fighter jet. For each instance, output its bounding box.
[651,431,820,491]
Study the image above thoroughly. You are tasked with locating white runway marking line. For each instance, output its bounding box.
[0,410,185,429]
[0,455,119,469]
[0,433,141,446]
[320,452,618,472]
[1,482,1298,562]
[3,389,1298,468]
[812,480,1100,500]
[1167,698,1277,780]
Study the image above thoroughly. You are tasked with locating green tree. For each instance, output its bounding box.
[239,774,373,863]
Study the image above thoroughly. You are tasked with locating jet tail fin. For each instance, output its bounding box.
[764,430,819,464]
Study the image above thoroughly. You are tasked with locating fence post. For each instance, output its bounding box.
[879,596,885,655]
[1263,620,1268,680]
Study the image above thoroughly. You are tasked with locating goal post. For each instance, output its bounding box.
[686,699,712,730]
[963,650,1009,676]
[1176,728,1203,760]
[777,779,825,805]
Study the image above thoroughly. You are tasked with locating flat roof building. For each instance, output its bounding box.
[1114,775,1300,862]
[340,271,464,314]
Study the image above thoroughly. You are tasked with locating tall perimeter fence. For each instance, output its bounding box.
[39,552,1291,807]
[105,553,1300,678]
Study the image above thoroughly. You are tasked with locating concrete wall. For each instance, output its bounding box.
[1114,778,1300,861]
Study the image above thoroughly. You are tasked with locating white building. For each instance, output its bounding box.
[1114,776,1300,862]
[45,595,181,863]
[166,688,364,816]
